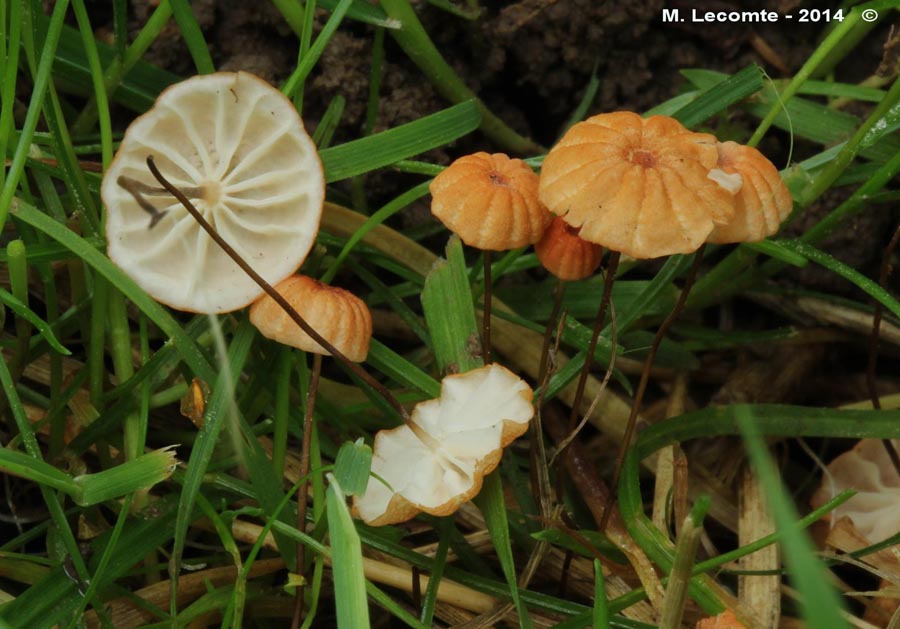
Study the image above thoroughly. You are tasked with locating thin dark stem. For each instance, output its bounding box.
[531,280,566,519]
[598,245,706,532]
[482,250,492,364]
[567,252,620,431]
[867,222,900,477]
[537,280,566,394]
[291,352,322,629]
[145,156,410,423]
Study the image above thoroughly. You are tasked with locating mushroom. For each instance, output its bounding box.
[352,363,534,526]
[535,215,605,283]
[811,438,900,546]
[696,610,745,628]
[102,71,324,314]
[250,273,372,622]
[538,111,741,530]
[430,152,552,362]
[706,141,793,244]
[539,111,734,260]
[250,275,372,362]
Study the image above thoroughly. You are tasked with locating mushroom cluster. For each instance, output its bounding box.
[538,111,793,259]
[353,364,534,526]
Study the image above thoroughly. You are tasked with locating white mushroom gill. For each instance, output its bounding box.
[353,364,534,526]
[707,168,743,195]
[102,72,324,313]
[811,438,900,545]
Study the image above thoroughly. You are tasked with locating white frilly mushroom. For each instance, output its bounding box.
[102,71,324,313]
[353,364,534,526]
[811,439,900,544]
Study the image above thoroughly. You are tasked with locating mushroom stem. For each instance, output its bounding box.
[566,252,620,432]
[598,245,706,532]
[532,280,566,518]
[482,250,492,363]
[145,156,411,423]
[291,352,322,629]
[537,280,566,393]
[866,221,900,478]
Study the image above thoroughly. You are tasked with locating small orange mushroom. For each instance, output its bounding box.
[430,152,551,251]
[539,111,735,260]
[535,215,604,282]
[696,609,745,628]
[706,141,793,244]
[430,152,552,363]
[249,275,372,362]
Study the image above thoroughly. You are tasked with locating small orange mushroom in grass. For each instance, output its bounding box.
[250,273,373,624]
[535,215,605,283]
[696,609,746,628]
[533,215,605,393]
[250,275,372,362]
[430,152,552,362]
[538,111,792,530]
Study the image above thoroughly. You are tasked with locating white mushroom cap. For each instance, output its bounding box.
[811,439,900,544]
[353,364,534,526]
[102,71,324,313]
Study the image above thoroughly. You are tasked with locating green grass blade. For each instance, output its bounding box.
[0,0,69,229]
[0,287,70,355]
[672,64,764,129]
[0,449,79,496]
[736,407,849,628]
[168,0,215,74]
[334,439,373,496]
[74,447,178,506]
[777,239,900,319]
[326,475,370,628]
[9,198,215,382]
[365,339,440,397]
[170,318,254,607]
[319,100,481,182]
[0,498,180,626]
[473,472,533,628]
[282,0,354,100]
[420,236,482,373]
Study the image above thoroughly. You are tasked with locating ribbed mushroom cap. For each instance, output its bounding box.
[352,364,534,526]
[249,275,372,362]
[103,71,324,313]
[535,215,605,281]
[810,439,900,544]
[539,111,736,259]
[429,152,552,251]
[706,141,793,244]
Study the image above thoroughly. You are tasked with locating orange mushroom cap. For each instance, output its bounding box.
[538,111,736,259]
[535,216,604,281]
[696,610,745,628]
[249,275,372,362]
[429,152,552,251]
[706,141,793,244]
